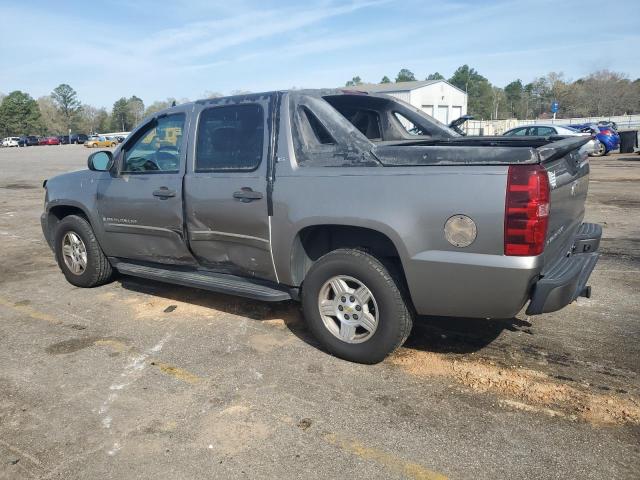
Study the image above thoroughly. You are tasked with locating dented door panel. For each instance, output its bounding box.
[183,94,276,280]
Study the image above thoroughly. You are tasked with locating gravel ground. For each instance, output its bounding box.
[0,145,639,480]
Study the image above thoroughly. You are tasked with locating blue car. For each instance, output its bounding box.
[568,124,620,156]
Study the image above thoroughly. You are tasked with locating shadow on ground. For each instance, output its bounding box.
[119,276,527,356]
[406,315,531,354]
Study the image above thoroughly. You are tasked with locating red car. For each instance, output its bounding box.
[39,136,61,145]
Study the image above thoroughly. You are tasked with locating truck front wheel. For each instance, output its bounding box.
[302,249,413,364]
[54,215,113,288]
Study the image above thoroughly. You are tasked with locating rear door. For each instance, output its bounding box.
[183,95,276,281]
[97,109,194,265]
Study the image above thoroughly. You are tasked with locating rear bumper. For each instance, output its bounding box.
[405,222,601,318]
[526,223,601,315]
[600,136,619,152]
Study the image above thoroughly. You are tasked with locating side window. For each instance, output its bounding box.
[506,127,527,136]
[122,114,185,173]
[298,106,336,146]
[394,112,427,136]
[292,105,340,167]
[536,127,555,136]
[195,104,264,172]
[291,95,378,168]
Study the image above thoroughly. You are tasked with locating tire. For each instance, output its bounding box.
[591,141,606,157]
[301,249,413,364]
[54,215,113,288]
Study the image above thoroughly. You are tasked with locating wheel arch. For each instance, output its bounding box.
[289,224,409,290]
[46,202,104,250]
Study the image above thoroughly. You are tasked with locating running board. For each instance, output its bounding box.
[113,261,292,302]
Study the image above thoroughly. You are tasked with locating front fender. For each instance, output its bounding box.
[43,170,108,247]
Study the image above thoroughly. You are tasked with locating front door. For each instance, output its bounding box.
[97,111,194,265]
[184,97,276,281]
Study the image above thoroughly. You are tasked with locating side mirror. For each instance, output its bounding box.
[88,151,113,171]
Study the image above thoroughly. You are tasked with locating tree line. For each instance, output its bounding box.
[0,85,199,137]
[345,66,640,120]
[1,68,638,137]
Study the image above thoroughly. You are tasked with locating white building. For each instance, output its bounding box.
[359,80,468,125]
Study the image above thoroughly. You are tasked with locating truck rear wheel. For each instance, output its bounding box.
[302,249,412,364]
[54,215,113,288]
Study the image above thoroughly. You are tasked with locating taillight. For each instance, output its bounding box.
[504,164,550,256]
[601,129,612,136]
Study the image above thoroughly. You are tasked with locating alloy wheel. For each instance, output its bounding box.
[61,231,88,275]
[318,275,379,343]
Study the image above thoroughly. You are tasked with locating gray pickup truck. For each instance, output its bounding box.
[41,89,601,363]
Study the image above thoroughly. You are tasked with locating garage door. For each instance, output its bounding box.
[451,106,462,121]
[436,106,449,124]
[421,105,434,117]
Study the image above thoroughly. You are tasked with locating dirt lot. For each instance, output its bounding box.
[0,145,639,479]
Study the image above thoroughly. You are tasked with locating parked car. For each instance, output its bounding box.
[39,136,61,146]
[70,134,89,144]
[2,137,20,147]
[503,124,576,136]
[568,124,620,156]
[18,135,39,147]
[84,135,117,148]
[597,120,618,131]
[41,89,601,364]
[58,135,70,145]
[503,124,600,156]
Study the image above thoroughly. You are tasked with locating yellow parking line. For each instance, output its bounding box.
[151,361,202,384]
[324,433,448,480]
[0,297,61,324]
[94,339,129,353]
[0,297,202,386]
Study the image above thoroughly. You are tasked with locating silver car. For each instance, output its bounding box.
[504,124,601,156]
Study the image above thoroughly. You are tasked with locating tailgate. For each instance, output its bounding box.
[537,136,591,272]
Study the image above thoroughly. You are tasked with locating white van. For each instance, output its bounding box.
[2,137,20,147]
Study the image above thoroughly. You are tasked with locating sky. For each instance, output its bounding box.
[1,0,639,109]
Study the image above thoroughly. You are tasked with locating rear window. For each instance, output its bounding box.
[330,106,381,140]
[195,104,264,172]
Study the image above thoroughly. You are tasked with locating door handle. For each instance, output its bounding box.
[153,187,176,198]
[233,188,263,202]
